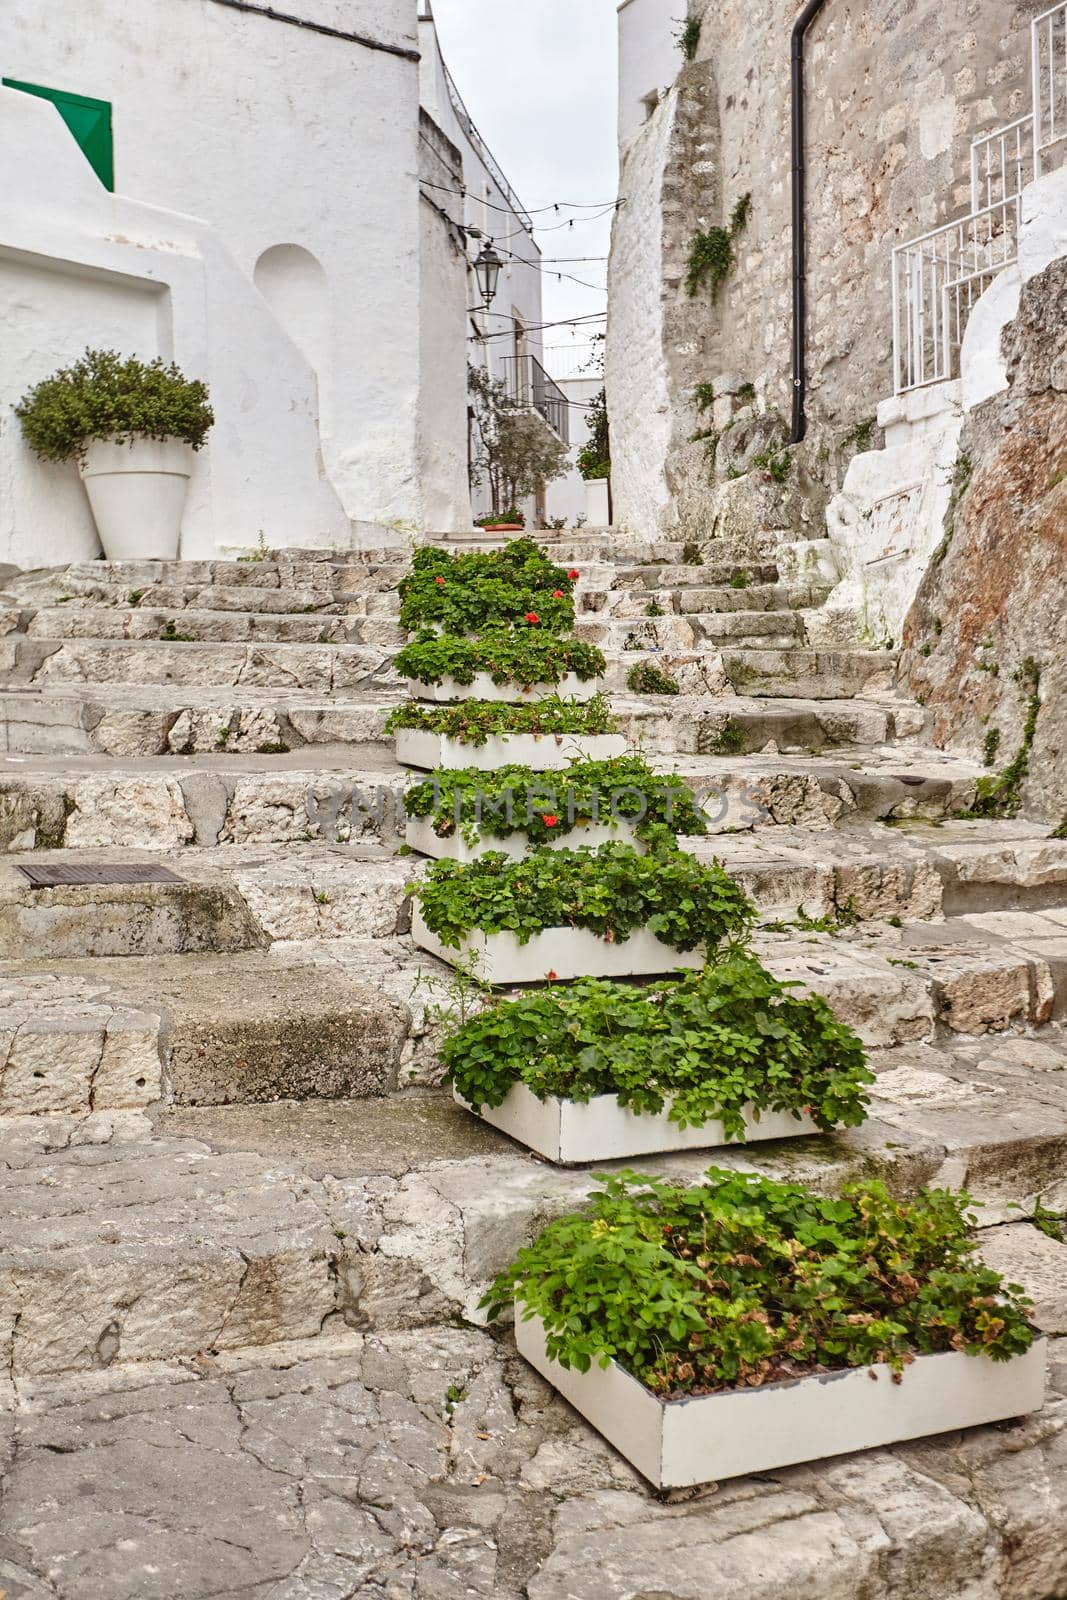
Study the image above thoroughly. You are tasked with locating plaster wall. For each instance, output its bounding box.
[1,0,422,535]
[618,0,681,152]
[417,111,473,533]
[0,89,348,567]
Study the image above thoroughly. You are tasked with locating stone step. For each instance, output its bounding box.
[0,681,923,758]
[579,611,801,652]
[0,949,423,1117]
[1,638,402,693]
[724,647,900,699]
[26,605,408,648]
[1,1020,1065,1381]
[579,581,792,615]
[0,844,410,959]
[0,740,980,850]
[700,821,1067,922]
[587,560,780,590]
[1,1319,1061,1600]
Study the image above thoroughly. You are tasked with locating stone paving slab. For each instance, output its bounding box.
[0,1327,1060,1600]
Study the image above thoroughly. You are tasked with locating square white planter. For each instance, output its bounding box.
[405,673,601,704]
[411,905,705,983]
[405,816,644,864]
[455,1081,819,1162]
[395,729,629,773]
[515,1311,1047,1489]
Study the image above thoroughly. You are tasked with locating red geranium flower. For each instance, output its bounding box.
[568,569,580,580]
[542,814,559,827]
[525,612,540,625]
[545,969,558,982]
[552,589,564,598]
[434,576,445,586]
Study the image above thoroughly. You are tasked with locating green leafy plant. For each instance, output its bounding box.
[385,694,618,747]
[706,719,744,754]
[410,840,754,953]
[626,660,680,695]
[398,540,575,634]
[676,15,701,59]
[686,193,752,301]
[729,570,751,589]
[693,383,716,413]
[750,449,793,483]
[681,543,702,565]
[474,507,525,528]
[395,629,606,690]
[405,755,708,851]
[1033,1199,1065,1242]
[16,349,214,464]
[967,658,1041,818]
[577,387,610,482]
[982,727,1001,768]
[446,953,871,1139]
[484,1168,1035,1394]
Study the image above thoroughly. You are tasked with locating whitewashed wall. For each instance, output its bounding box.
[1,0,422,540]
[418,13,546,522]
[605,93,677,538]
[617,0,681,151]
[0,89,349,568]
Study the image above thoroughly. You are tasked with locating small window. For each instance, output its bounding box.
[4,78,114,190]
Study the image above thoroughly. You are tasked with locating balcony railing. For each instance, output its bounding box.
[501,355,570,444]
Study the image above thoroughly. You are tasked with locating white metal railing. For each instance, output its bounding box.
[892,198,1020,392]
[970,116,1033,212]
[892,2,1067,392]
[1033,1,1067,169]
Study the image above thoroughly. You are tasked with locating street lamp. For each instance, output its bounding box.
[474,240,502,308]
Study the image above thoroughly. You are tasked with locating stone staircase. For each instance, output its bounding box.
[1,534,1065,1599]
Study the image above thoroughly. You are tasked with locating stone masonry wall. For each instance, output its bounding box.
[902,255,1067,823]
[609,0,1049,539]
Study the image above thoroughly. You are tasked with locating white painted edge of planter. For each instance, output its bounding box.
[454,1081,819,1162]
[406,816,644,864]
[410,905,706,983]
[405,673,601,704]
[514,1311,1048,1489]
[395,730,629,773]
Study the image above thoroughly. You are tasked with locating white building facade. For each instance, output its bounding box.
[0,0,547,565]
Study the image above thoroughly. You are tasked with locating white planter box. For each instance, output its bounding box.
[406,673,601,704]
[395,729,629,773]
[79,437,194,561]
[406,816,643,864]
[411,905,705,983]
[585,477,610,526]
[515,1312,1047,1489]
[455,1081,819,1162]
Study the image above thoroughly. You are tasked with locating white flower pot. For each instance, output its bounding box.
[79,437,195,561]
[455,1082,819,1163]
[515,1311,1047,1489]
[584,478,610,526]
[411,904,706,983]
[406,673,601,704]
[395,729,629,773]
[406,815,643,864]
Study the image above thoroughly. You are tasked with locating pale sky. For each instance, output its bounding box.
[429,0,619,376]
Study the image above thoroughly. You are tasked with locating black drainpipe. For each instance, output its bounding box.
[791,0,828,443]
